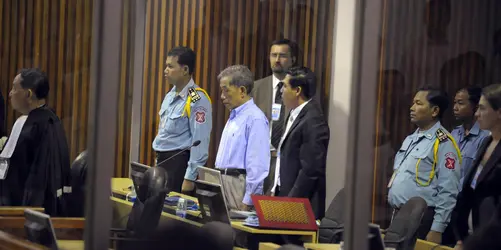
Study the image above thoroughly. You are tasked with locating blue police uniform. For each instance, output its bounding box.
[388,122,461,233]
[451,122,489,188]
[152,78,212,189]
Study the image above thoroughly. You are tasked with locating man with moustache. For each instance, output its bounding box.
[153,46,212,194]
[253,39,298,195]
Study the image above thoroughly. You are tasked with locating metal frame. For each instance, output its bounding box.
[85,0,123,249]
[332,0,383,249]
[129,0,146,163]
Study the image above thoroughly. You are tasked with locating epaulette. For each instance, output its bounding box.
[435,128,448,143]
[188,87,201,103]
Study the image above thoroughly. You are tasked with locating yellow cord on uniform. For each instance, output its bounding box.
[182,88,212,118]
[415,134,462,187]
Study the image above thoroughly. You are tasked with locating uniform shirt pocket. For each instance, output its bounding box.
[165,113,188,134]
[410,144,434,183]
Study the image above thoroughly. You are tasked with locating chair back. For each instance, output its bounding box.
[384,196,427,250]
[126,167,168,237]
[68,150,88,217]
[318,188,345,243]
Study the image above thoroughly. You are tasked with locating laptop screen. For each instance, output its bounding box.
[194,180,231,224]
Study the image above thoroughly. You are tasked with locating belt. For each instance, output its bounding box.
[216,168,246,176]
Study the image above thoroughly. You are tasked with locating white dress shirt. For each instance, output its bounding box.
[269,74,281,151]
[271,100,310,193]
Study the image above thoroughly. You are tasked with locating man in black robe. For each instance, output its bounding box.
[0,68,71,216]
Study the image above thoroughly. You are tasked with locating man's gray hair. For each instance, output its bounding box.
[217,65,254,95]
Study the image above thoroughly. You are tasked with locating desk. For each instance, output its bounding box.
[231,221,317,243]
[111,178,202,219]
[415,239,453,250]
[303,243,341,250]
[111,196,203,227]
[58,240,84,250]
[111,178,317,244]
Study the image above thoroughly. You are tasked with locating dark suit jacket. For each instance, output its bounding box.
[277,101,329,219]
[452,136,501,241]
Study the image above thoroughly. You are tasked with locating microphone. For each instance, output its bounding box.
[155,140,201,167]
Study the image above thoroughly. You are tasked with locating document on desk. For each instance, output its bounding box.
[243,215,260,227]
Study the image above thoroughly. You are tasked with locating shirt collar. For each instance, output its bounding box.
[230,99,254,119]
[289,100,310,122]
[272,74,281,90]
[170,78,195,101]
[455,121,481,136]
[414,121,442,140]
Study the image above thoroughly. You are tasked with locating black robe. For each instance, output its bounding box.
[0,91,5,137]
[0,105,71,216]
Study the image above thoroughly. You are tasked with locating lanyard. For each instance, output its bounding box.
[398,136,424,167]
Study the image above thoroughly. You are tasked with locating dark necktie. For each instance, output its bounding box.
[271,82,285,149]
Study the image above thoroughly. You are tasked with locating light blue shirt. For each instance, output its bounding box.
[215,99,270,205]
[451,122,489,187]
[152,79,212,181]
[388,122,460,233]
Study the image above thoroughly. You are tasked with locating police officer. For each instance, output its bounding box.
[153,46,212,194]
[388,86,462,244]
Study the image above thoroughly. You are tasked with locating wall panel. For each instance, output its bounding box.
[0,0,133,177]
[138,0,336,167]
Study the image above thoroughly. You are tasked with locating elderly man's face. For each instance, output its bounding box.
[220,76,246,110]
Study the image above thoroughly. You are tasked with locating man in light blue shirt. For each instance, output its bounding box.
[153,47,212,194]
[451,86,489,187]
[215,65,270,211]
[388,86,461,244]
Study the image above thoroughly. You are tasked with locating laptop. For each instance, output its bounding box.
[194,177,249,221]
[197,166,252,219]
[194,180,231,224]
[197,166,223,185]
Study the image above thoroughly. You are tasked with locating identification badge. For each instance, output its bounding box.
[272,103,282,121]
[387,171,397,188]
[0,158,9,180]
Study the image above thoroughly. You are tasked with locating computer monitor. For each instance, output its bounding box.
[24,209,58,250]
[194,180,231,224]
[130,162,150,192]
[197,166,222,185]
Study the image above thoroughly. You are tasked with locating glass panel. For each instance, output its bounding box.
[372,0,501,248]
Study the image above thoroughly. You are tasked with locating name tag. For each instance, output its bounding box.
[272,103,282,121]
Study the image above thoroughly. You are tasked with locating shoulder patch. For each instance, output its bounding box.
[188,88,202,103]
[436,128,448,143]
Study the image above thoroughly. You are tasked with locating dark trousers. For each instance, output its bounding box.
[263,155,277,195]
[156,150,190,193]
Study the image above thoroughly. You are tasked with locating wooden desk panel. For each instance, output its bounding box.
[0,217,84,240]
[0,207,44,217]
